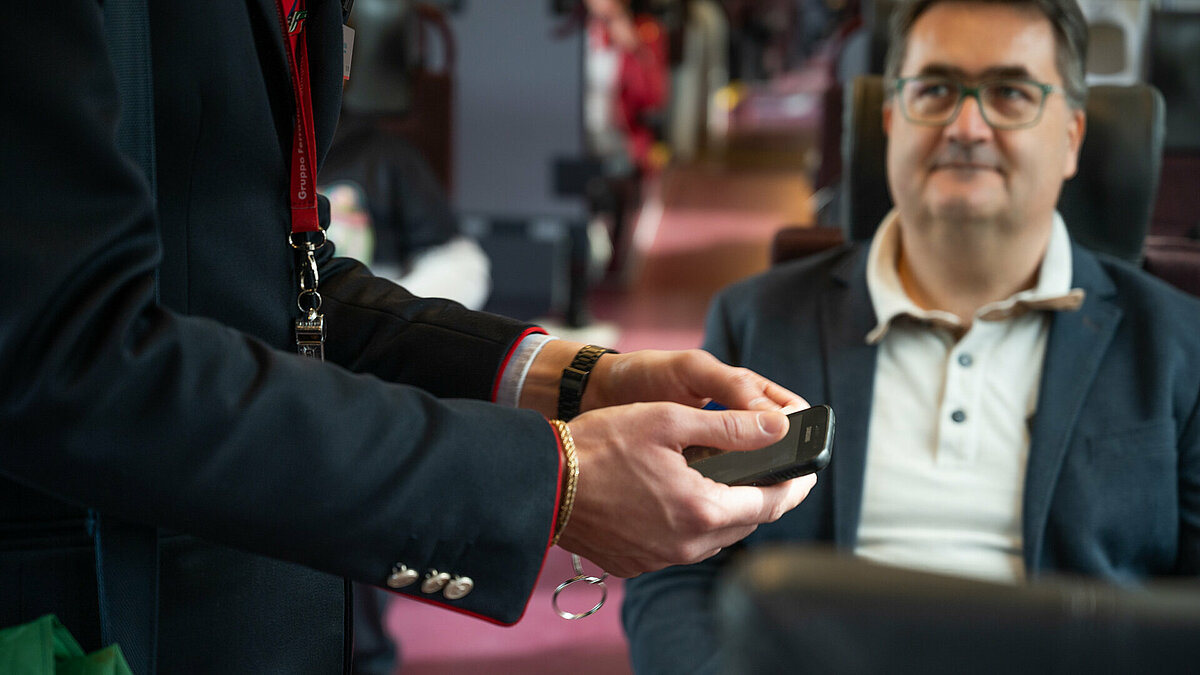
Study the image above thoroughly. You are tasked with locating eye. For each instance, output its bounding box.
[914,81,953,99]
[989,82,1036,102]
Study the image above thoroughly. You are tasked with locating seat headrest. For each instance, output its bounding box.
[1149,9,1200,151]
[841,75,1164,263]
[341,0,418,116]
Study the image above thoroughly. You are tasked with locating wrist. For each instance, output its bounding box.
[557,345,619,421]
[518,341,619,418]
[518,340,584,416]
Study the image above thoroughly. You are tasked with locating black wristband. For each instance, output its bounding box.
[557,345,618,421]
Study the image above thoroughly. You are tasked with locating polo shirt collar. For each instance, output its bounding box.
[865,210,1085,344]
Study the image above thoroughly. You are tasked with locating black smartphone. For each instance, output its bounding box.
[684,405,834,486]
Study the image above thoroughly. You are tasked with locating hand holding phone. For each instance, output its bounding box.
[684,405,834,486]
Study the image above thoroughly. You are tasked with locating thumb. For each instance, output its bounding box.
[682,409,789,453]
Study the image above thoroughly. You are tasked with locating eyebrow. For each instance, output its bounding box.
[915,64,1036,80]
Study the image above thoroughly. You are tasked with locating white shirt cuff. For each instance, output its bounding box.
[494,333,558,408]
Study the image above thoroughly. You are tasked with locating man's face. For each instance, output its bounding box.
[883,2,1085,235]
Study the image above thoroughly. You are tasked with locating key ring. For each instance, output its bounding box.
[552,554,609,620]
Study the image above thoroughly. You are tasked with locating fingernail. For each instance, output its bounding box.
[757,411,786,435]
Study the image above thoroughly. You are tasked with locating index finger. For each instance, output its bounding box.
[713,474,817,527]
[713,368,808,413]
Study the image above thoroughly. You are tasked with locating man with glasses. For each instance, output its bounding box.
[623,1,1200,672]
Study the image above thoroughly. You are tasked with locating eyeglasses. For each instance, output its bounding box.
[893,76,1061,130]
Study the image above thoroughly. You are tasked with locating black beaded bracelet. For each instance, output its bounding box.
[557,345,618,421]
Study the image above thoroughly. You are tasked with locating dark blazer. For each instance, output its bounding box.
[0,2,559,672]
[623,242,1200,674]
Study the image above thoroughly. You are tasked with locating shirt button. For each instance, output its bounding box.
[951,409,967,423]
[957,353,973,367]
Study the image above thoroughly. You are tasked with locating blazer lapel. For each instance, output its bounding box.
[253,0,287,52]
[249,0,294,97]
[821,248,878,549]
[1022,245,1121,572]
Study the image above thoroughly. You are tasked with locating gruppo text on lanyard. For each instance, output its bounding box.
[276,0,326,360]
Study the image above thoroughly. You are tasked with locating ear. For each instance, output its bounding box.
[883,99,894,138]
[1062,108,1086,179]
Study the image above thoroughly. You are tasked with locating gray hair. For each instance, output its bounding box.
[882,0,1089,109]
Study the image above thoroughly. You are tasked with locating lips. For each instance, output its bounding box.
[933,162,1001,171]
[930,143,1003,174]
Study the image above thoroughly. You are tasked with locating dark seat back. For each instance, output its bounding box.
[1147,8,1200,239]
[716,546,1200,675]
[1143,235,1200,298]
[1148,9,1200,153]
[840,75,1165,263]
[343,1,456,193]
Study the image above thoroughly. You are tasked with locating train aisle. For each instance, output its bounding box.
[386,152,813,673]
[386,56,822,667]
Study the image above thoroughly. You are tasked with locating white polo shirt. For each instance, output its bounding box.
[854,211,1084,583]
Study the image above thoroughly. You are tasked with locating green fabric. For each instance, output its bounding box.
[0,615,133,675]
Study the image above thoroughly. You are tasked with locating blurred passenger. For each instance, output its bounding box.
[321,116,491,311]
[792,0,854,59]
[584,0,670,176]
[323,0,489,310]
[623,1,1200,672]
[579,0,670,278]
[668,0,729,162]
[723,0,798,80]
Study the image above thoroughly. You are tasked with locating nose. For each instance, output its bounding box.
[945,93,994,143]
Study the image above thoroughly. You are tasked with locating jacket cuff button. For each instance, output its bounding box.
[443,575,474,600]
[421,570,451,594]
[386,564,419,589]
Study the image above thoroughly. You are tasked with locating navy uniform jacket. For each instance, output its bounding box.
[623,243,1200,674]
[0,2,560,672]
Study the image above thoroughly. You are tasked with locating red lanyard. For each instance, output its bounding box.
[277,0,320,234]
[277,0,326,359]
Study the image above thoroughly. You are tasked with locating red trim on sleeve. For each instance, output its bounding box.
[489,326,547,403]
[386,586,518,626]
[547,418,566,551]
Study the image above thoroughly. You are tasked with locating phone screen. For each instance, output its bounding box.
[685,405,834,486]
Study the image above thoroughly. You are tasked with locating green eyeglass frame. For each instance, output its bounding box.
[893,76,1062,130]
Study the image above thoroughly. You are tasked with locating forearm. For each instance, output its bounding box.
[521,341,805,421]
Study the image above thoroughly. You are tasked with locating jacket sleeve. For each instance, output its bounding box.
[0,0,557,625]
[318,252,534,400]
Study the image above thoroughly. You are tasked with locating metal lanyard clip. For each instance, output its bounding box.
[291,231,327,360]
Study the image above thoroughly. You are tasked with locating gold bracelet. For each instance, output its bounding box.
[549,419,579,547]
